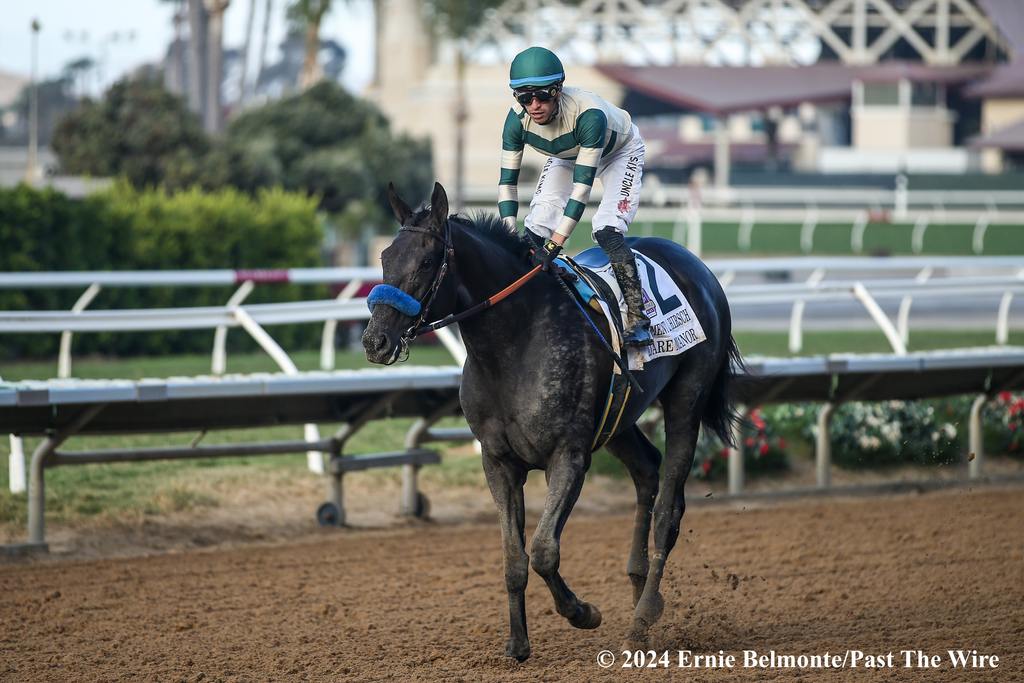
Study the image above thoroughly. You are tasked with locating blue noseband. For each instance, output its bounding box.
[367,284,422,317]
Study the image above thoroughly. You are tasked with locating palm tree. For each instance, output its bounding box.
[236,0,258,108]
[255,0,274,98]
[203,0,231,132]
[421,0,504,211]
[186,0,208,117]
[288,0,335,90]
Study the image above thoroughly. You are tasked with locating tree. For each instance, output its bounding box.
[203,0,231,132]
[4,74,80,146]
[61,56,96,99]
[287,0,335,90]
[420,0,505,210]
[212,80,432,231]
[51,76,211,189]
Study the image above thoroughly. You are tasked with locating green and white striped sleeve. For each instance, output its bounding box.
[554,108,607,240]
[498,109,525,229]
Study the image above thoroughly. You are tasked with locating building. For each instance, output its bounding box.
[367,0,1022,199]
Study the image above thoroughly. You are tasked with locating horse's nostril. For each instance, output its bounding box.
[362,330,389,355]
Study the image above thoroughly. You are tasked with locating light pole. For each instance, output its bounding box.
[26,18,41,185]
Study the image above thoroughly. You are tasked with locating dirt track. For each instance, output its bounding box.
[2,486,1022,682]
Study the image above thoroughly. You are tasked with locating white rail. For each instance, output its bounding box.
[0,267,381,289]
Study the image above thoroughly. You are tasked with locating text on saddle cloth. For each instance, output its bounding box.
[558,250,707,365]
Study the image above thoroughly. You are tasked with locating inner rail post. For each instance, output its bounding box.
[852,282,907,355]
[325,391,404,526]
[968,394,986,480]
[28,403,107,546]
[816,402,836,489]
[232,306,323,473]
[788,267,825,354]
[58,282,102,379]
[211,280,255,375]
[320,279,364,370]
[401,395,463,517]
[728,405,748,495]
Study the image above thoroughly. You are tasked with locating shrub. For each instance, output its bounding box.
[0,183,325,362]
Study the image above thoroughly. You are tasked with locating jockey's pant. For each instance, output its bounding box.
[525,124,645,241]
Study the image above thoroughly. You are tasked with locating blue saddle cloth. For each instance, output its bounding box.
[570,246,610,269]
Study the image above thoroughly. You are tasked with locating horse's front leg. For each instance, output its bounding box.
[481,452,531,661]
[530,451,603,630]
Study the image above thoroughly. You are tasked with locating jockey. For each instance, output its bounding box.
[498,46,653,348]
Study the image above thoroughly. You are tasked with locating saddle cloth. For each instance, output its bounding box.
[561,246,707,371]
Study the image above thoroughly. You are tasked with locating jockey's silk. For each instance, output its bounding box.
[499,87,636,239]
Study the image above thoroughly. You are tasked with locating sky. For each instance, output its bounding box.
[0,0,375,94]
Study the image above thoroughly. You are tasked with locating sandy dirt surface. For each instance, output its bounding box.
[2,485,1022,682]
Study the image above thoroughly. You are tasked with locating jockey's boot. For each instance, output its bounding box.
[595,227,654,348]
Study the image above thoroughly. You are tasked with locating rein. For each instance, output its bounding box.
[413,263,541,336]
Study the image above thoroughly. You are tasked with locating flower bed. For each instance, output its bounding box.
[984,392,1024,457]
[692,408,788,480]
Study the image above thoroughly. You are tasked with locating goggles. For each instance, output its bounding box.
[513,86,559,106]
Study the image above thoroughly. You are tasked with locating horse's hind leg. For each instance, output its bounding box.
[482,453,531,661]
[630,376,705,644]
[605,426,662,606]
[530,451,603,630]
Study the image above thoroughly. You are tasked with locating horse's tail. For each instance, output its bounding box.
[701,334,746,447]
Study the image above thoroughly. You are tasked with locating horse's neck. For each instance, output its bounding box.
[450,222,552,353]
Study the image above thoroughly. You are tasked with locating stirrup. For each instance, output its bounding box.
[623,320,654,347]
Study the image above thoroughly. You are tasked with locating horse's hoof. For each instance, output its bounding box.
[624,631,649,650]
[569,602,603,630]
[635,591,664,626]
[505,640,531,662]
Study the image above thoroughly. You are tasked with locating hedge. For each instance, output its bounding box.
[0,183,326,361]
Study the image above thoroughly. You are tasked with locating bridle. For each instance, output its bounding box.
[394,220,454,358]
[367,216,542,364]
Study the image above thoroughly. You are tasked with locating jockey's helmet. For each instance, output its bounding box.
[509,47,564,89]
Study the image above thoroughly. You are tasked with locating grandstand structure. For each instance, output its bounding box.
[368,0,1023,196]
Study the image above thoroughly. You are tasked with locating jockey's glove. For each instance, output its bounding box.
[532,239,562,271]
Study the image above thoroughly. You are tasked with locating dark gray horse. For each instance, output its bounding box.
[363,183,742,661]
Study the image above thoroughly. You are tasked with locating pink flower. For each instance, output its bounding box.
[701,460,712,474]
[759,443,770,456]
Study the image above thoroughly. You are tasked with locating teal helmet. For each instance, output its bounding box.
[509,47,564,89]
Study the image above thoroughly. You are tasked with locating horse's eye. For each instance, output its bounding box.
[421,258,433,270]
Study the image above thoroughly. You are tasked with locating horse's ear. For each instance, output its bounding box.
[429,182,449,231]
[387,182,412,226]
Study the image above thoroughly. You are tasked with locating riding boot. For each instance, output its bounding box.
[594,227,654,348]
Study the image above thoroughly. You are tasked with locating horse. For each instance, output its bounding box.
[363,182,743,661]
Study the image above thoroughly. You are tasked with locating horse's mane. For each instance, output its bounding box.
[413,204,533,263]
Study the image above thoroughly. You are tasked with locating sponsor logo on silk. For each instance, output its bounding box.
[617,198,630,213]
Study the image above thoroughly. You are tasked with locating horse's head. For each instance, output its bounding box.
[362,182,454,365]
